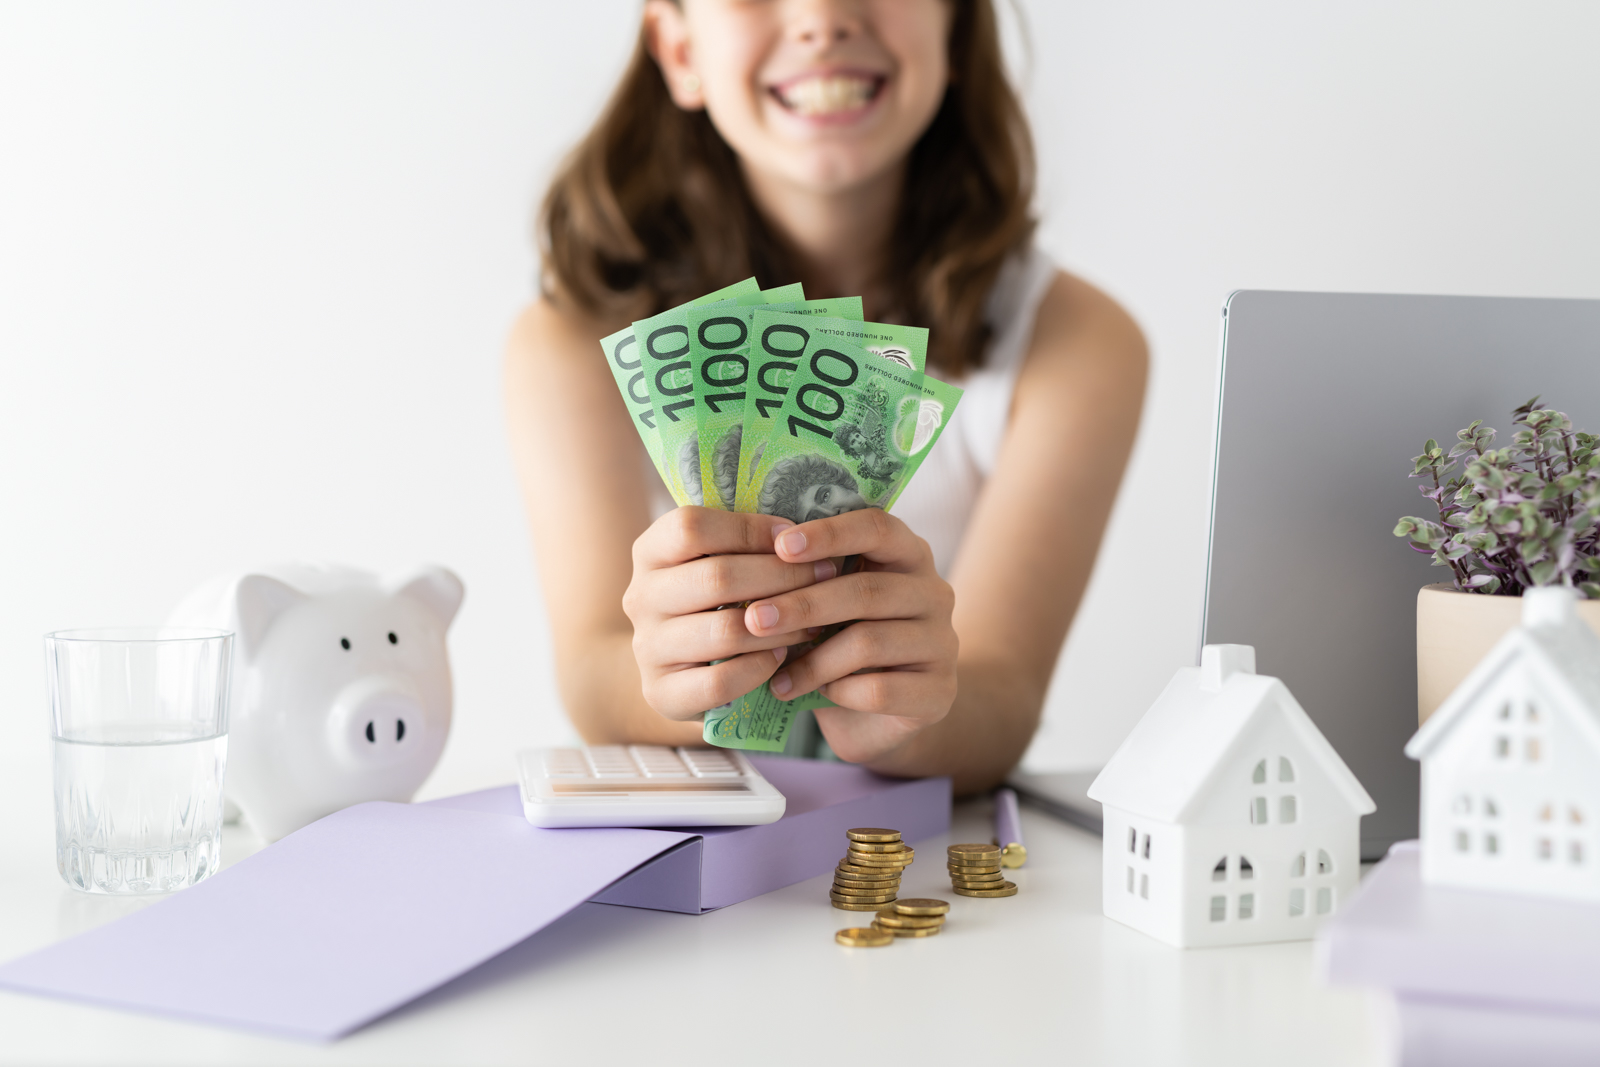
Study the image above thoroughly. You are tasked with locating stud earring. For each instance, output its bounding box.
[682,73,701,94]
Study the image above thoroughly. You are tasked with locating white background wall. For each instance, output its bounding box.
[2,2,1598,838]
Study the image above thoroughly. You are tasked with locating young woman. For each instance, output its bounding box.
[505,0,1146,794]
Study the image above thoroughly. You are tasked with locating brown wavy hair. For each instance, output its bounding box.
[539,1,1035,377]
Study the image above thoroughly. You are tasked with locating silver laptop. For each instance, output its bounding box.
[1015,290,1600,859]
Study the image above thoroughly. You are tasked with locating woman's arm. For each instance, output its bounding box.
[504,296,704,746]
[862,271,1148,791]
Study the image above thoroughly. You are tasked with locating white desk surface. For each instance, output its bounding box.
[0,798,1389,1067]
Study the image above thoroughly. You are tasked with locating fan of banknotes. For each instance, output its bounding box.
[599,277,963,753]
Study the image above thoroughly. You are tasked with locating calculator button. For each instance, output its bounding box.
[541,750,591,778]
[630,745,691,777]
[586,747,638,777]
[681,750,742,778]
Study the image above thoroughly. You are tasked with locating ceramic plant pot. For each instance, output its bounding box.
[1415,583,1600,724]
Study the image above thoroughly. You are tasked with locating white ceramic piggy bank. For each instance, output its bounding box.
[168,563,464,841]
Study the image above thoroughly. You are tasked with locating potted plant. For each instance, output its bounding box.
[1395,397,1600,724]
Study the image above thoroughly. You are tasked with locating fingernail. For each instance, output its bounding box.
[813,559,836,582]
[807,626,823,637]
[771,523,794,544]
[771,646,787,666]
[771,670,792,697]
[751,603,779,631]
[780,530,807,556]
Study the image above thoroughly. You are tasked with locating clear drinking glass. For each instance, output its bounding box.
[45,627,232,894]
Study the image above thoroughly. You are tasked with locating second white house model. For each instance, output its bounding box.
[1406,586,1600,902]
[1087,645,1375,948]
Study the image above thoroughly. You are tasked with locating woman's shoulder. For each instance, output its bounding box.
[505,294,624,369]
[1024,266,1148,384]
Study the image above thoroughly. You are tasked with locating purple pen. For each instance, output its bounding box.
[993,786,1027,868]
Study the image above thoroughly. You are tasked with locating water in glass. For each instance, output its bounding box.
[54,721,228,894]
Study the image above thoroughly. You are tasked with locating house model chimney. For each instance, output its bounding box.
[1522,585,1578,628]
[1198,643,1256,692]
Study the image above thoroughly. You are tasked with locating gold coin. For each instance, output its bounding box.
[947,844,1001,861]
[952,881,1018,898]
[833,899,891,911]
[833,878,899,891]
[846,828,903,843]
[847,851,912,865]
[837,870,902,884]
[836,926,894,947]
[831,884,899,897]
[893,898,951,916]
[831,890,898,903]
[875,922,942,938]
[947,865,1002,876]
[846,850,914,867]
[873,908,944,929]
[950,871,1005,883]
[947,857,1000,868]
[848,840,910,854]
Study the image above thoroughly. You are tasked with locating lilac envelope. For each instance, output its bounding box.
[0,803,687,1040]
[0,756,951,1041]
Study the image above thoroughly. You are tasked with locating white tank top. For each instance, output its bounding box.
[646,246,1058,576]
[890,246,1057,576]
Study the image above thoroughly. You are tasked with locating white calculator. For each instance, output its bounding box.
[516,745,787,828]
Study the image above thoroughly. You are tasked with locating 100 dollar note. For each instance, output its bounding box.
[692,298,864,510]
[600,277,759,489]
[633,285,810,505]
[738,323,960,519]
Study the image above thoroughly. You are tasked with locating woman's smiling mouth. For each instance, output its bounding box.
[770,72,887,117]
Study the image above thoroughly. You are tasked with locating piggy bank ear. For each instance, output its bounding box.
[234,574,307,659]
[389,565,464,629]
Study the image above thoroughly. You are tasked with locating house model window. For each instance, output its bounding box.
[1089,643,1373,948]
[1406,586,1600,904]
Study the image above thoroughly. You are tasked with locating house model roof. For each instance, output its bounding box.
[1406,587,1600,761]
[1088,644,1376,823]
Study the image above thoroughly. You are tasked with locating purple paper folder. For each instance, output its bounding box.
[1319,840,1600,1066]
[0,758,948,1041]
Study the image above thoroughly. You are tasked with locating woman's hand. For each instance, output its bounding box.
[743,508,958,764]
[624,507,834,721]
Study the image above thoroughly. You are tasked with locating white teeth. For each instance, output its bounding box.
[778,76,877,116]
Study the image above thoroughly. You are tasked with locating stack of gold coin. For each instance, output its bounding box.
[872,898,949,938]
[947,843,1018,897]
[831,828,914,911]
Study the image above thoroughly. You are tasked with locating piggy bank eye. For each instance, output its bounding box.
[388,632,398,645]
[340,637,351,650]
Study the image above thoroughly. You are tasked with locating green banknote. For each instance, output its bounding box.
[736,308,897,511]
[692,298,865,510]
[883,373,964,510]
[806,317,928,375]
[741,282,806,305]
[738,322,962,518]
[701,675,833,752]
[600,277,760,486]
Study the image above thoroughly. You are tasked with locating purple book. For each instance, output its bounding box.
[0,757,949,1041]
[1387,994,1600,1067]
[1318,840,1600,1015]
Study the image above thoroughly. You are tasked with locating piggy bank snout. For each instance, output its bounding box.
[327,678,429,768]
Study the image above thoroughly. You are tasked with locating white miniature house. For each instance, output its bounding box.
[1087,645,1375,948]
[1405,586,1600,902]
